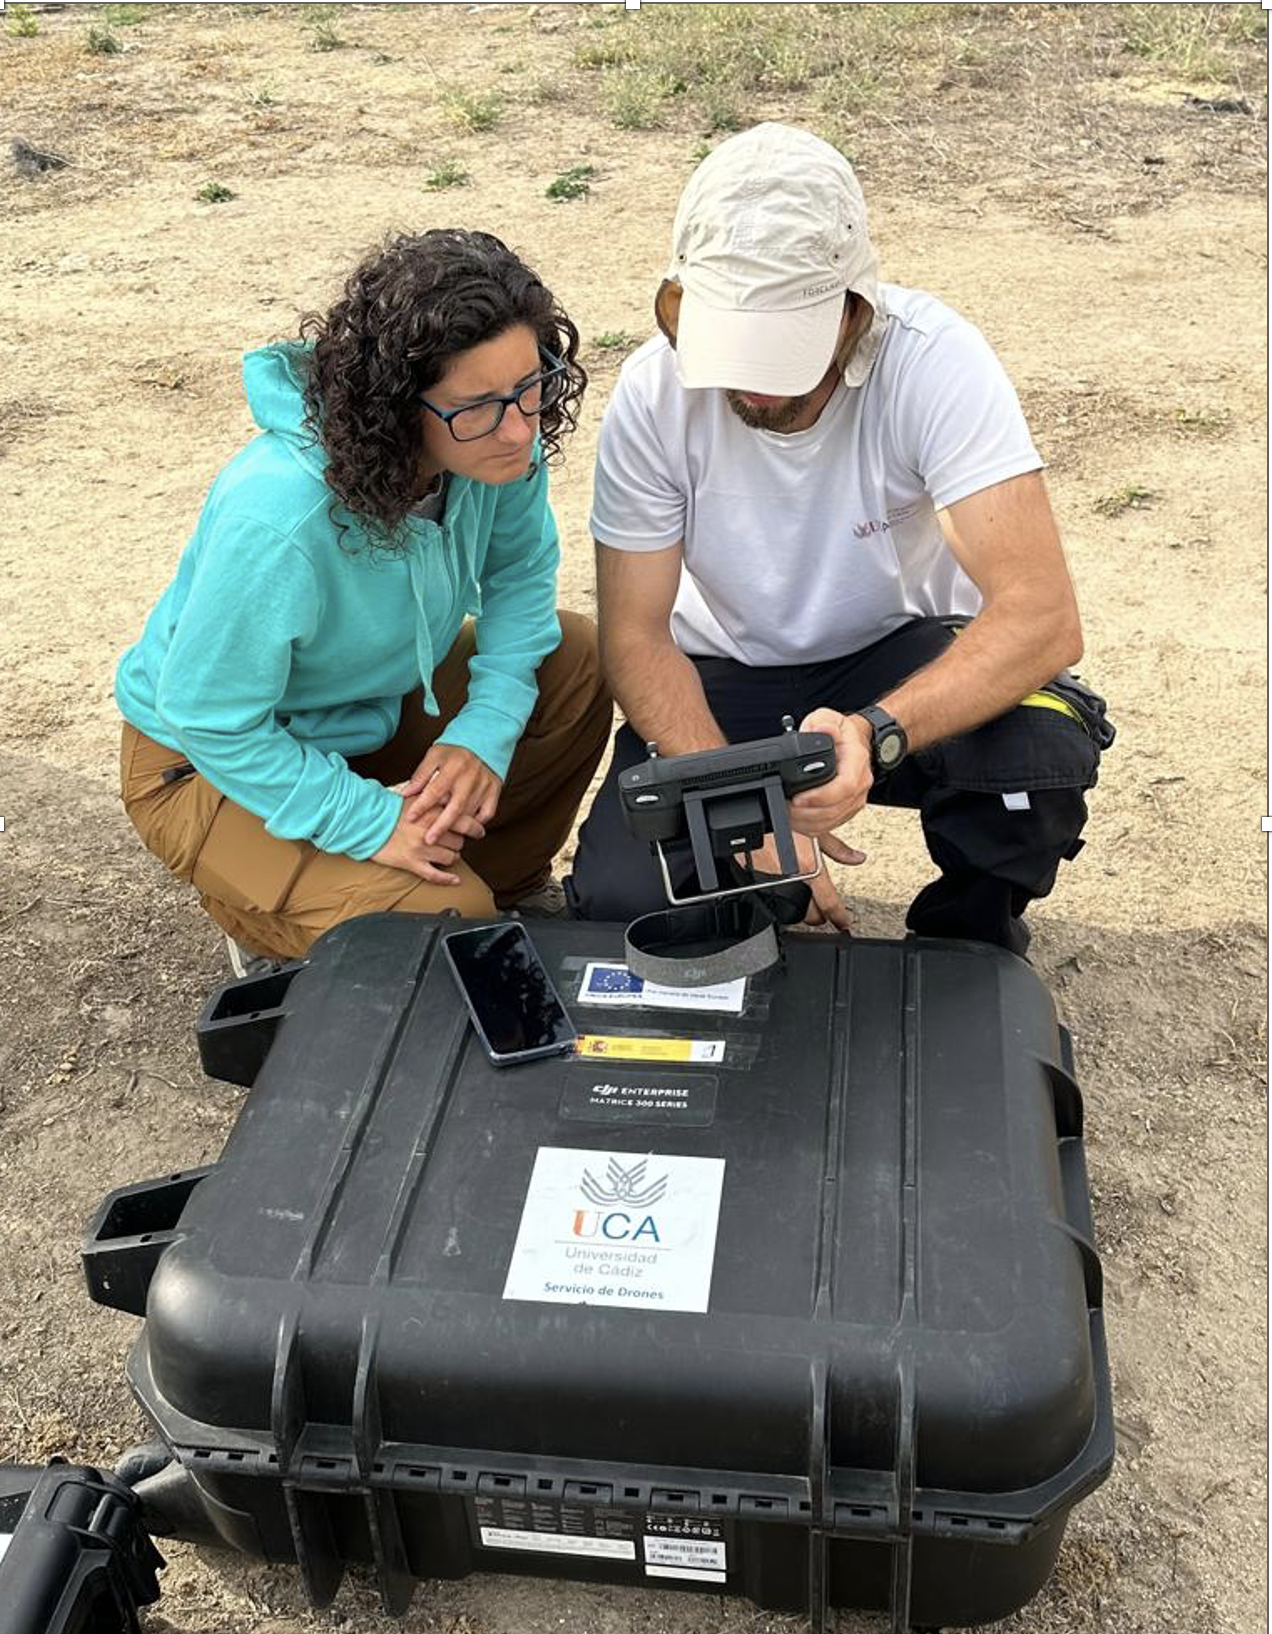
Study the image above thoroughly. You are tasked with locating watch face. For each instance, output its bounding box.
[878,730,905,767]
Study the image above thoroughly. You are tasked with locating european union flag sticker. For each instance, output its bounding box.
[578,962,746,1015]
[581,963,645,999]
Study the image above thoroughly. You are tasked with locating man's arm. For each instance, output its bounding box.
[792,469,1083,833]
[598,535,862,929]
[879,468,1082,748]
[595,537,726,754]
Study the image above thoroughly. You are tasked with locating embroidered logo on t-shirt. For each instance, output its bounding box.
[853,501,923,540]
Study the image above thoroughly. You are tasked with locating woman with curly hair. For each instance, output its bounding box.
[115,229,612,971]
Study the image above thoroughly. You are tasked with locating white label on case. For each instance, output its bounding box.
[644,1535,728,1581]
[503,1146,726,1313]
[580,961,746,1013]
[479,1526,635,1560]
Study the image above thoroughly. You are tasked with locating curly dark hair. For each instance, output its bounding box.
[298,229,585,541]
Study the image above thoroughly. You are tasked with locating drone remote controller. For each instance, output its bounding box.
[618,717,838,903]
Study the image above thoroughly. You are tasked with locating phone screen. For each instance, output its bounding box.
[443,923,577,1062]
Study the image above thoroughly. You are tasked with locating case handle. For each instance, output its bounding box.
[81,1168,213,1316]
[196,962,304,1088]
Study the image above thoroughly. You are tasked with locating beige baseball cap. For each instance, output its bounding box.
[666,122,886,396]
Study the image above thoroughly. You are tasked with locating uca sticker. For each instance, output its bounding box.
[502,1147,726,1313]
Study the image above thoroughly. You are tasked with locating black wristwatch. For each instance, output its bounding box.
[853,704,909,777]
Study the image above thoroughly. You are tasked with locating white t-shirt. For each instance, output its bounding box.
[589,283,1043,665]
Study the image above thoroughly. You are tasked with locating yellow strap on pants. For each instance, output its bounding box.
[1019,691,1083,726]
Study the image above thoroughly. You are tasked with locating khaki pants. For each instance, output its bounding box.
[120,611,611,961]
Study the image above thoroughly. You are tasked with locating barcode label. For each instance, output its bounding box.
[644,1533,727,1580]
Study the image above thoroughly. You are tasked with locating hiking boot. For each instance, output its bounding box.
[225,933,285,980]
[508,875,569,919]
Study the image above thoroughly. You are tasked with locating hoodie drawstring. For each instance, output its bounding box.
[407,545,441,718]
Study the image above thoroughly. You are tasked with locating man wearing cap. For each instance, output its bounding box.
[565,123,1110,955]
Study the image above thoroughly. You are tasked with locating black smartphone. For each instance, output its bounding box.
[442,922,578,1067]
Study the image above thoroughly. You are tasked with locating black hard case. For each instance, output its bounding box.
[84,915,1112,1631]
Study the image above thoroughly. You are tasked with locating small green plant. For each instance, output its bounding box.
[690,139,713,164]
[425,159,470,191]
[818,63,887,124]
[762,37,813,92]
[86,25,122,55]
[954,40,989,68]
[604,67,677,131]
[524,76,567,106]
[245,84,277,108]
[196,180,236,204]
[442,87,504,133]
[1222,6,1268,46]
[1094,484,1155,518]
[307,21,345,52]
[593,331,637,351]
[105,4,147,24]
[1119,5,1227,81]
[574,32,638,71]
[7,6,40,38]
[545,163,597,202]
[699,81,747,134]
[1173,406,1229,433]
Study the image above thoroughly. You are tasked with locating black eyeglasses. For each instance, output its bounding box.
[420,350,568,443]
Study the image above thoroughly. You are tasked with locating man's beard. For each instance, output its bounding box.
[724,387,819,433]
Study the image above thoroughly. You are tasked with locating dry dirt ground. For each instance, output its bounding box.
[0,5,1267,1633]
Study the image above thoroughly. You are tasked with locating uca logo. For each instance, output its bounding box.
[573,1158,667,1243]
[580,1157,667,1208]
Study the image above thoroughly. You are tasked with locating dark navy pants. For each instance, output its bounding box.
[564,618,1103,956]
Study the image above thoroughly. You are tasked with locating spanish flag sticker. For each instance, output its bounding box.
[575,1034,726,1065]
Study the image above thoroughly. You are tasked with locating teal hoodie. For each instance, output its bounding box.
[115,342,562,860]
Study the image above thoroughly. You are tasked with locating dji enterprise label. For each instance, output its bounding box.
[559,1073,719,1127]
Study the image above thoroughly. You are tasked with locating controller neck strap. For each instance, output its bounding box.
[624,860,813,987]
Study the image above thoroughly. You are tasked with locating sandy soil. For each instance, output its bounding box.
[0,6,1266,1633]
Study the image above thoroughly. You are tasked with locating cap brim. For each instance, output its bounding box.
[673,289,843,395]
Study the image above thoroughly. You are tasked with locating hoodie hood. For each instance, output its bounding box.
[239,339,455,716]
[242,341,328,480]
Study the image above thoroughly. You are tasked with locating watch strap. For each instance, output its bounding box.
[852,704,908,775]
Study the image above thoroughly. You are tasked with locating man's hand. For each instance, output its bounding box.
[789,708,874,835]
[747,830,866,931]
[370,800,466,886]
[398,745,502,845]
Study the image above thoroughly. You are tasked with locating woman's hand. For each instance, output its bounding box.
[399,744,502,844]
[371,800,466,886]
